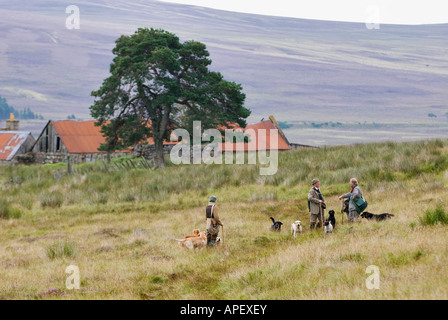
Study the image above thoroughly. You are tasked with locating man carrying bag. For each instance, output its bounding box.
[339,178,367,223]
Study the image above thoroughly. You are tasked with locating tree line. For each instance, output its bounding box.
[0,96,44,120]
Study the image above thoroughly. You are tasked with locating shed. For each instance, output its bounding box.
[0,131,35,163]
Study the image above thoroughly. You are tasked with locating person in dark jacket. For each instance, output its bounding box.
[205,196,223,246]
[308,179,326,229]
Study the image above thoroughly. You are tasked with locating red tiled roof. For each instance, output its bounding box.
[52,120,176,154]
[218,120,291,152]
[0,131,33,160]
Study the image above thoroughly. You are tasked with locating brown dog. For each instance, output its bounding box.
[184,229,200,239]
[177,231,207,250]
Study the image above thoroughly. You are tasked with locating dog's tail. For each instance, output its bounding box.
[270,217,276,223]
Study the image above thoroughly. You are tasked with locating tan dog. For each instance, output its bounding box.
[184,229,200,239]
[177,231,207,250]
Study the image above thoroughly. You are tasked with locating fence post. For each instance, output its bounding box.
[67,155,72,175]
[102,160,109,172]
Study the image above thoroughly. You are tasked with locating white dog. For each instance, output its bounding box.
[291,220,302,238]
[324,220,333,234]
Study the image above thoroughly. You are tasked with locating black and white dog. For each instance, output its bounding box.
[270,217,283,232]
[361,211,394,221]
[328,210,336,229]
[324,219,333,234]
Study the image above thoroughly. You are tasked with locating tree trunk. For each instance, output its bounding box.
[154,138,166,168]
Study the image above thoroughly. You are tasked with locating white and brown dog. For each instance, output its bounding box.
[291,220,302,238]
[177,231,207,250]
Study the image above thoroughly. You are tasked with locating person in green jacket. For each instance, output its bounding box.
[339,178,363,223]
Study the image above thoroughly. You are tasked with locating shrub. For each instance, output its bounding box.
[40,191,64,208]
[0,199,23,219]
[46,240,77,260]
[419,205,448,226]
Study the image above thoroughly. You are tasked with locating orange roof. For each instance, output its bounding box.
[218,120,291,152]
[52,120,110,154]
[0,131,33,160]
[51,120,176,154]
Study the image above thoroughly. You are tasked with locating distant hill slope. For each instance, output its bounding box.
[1,0,448,127]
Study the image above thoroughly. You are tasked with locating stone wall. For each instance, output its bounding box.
[131,144,176,159]
[14,151,130,165]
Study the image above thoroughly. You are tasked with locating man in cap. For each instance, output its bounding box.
[308,178,326,230]
[205,196,223,246]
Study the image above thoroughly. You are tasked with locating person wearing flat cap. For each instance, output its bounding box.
[205,196,223,246]
[308,179,326,230]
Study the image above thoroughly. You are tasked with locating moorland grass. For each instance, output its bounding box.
[0,139,447,299]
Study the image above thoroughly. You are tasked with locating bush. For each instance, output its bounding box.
[0,199,23,219]
[419,205,448,226]
[46,240,77,260]
[40,191,64,208]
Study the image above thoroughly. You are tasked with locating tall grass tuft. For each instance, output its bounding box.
[40,191,64,208]
[419,205,448,226]
[46,240,77,260]
[0,199,23,219]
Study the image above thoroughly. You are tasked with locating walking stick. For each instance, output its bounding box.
[319,203,324,229]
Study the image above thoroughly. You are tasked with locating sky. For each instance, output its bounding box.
[158,0,448,25]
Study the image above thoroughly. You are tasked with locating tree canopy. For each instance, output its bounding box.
[90,28,251,167]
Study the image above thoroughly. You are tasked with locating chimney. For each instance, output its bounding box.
[6,113,19,131]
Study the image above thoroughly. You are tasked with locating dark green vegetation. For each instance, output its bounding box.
[0,95,43,120]
[90,28,250,167]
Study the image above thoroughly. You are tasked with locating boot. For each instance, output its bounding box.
[310,222,316,230]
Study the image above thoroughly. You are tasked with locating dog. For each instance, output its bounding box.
[184,229,200,239]
[270,217,283,232]
[176,231,207,249]
[360,211,394,221]
[328,210,336,229]
[324,219,333,234]
[291,220,302,238]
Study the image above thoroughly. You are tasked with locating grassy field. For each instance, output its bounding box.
[1,139,448,299]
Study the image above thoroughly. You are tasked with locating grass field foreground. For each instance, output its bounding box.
[0,139,448,299]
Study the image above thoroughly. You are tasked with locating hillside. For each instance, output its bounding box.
[1,139,448,299]
[1,0,448,143]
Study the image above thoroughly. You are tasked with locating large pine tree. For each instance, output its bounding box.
[90,28,251,167]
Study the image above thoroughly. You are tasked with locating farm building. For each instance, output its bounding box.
[31,120,131,163]
[32,119,179,164]
[0,114,35,164]
[29,116,309,164]
[218,115,312,152]
[0,131,36,164]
